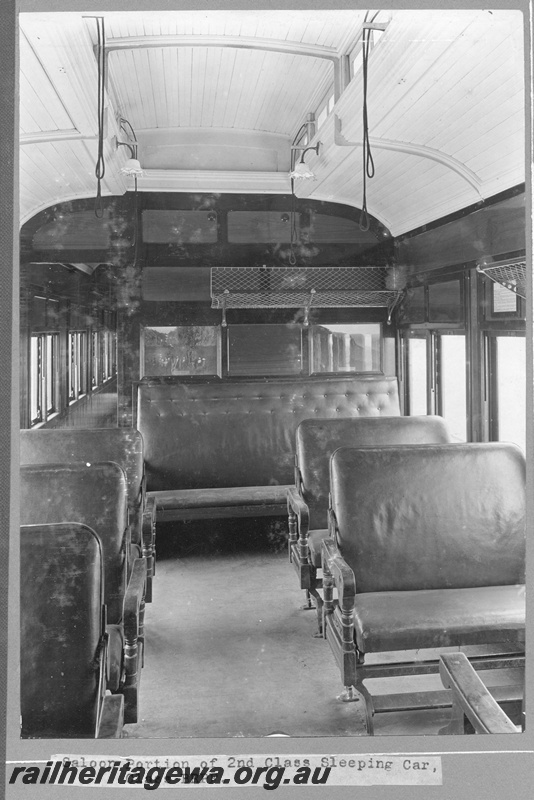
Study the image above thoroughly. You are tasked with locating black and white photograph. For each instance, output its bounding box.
[1,1,532,797]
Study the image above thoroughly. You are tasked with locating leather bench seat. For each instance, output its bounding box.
[137,376,401,523]
[353,584,525,653]
[21,523,124,738]
[287,415,450,616]
[20,428,156,603]
[150,485,291,514]
[322,442,526,733]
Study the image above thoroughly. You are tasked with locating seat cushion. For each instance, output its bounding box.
[307,529,329,568]
[150,485,292,510]
[354,585,525,653]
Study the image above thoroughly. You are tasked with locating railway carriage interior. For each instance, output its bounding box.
[17,8,529,739]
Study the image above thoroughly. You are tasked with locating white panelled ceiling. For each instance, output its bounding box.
[19,9,526,234]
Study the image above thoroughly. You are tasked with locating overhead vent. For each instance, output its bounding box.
[476,257,527,299]
[210,266,403,325]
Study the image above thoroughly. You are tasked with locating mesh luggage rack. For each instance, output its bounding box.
[211,266,403,324]
[476,258,527,299]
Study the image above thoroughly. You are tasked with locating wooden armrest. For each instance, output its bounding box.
[142,496,156,549]
[439,652,520,734]
[97,694,124,738]
[124,557,147,639]
[321,537,356,605]
[286,486,310,537]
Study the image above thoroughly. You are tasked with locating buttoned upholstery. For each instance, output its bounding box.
[138,376,400,497]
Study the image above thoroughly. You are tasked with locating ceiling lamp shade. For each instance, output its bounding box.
[120,158,144,176]
[289,142,321,180]
[289,160,316,180]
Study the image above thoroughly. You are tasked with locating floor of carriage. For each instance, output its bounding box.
[123,526,518,739]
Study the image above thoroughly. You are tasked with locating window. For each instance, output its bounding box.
[227,325,302,376]
[142,326,221,377]
[487,334,526,451]
[142,210,218,244]
[438,334,467,441]
[30,332,59,426]
[91,330,101,388]
[102,330,115,381]
[315,89,335,131]
[310,323,381,374]
[405,331,467,440]
[407,335,427,416]
[68,331,88,402]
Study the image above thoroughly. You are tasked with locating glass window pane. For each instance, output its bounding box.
[440,335,467,441]
[383,337,396,376]
[399,286,425,324]
[142,210,218,244]
[45,334,54,413]
[30,336,39,423]
[143,326,220,377]
[496,336,526,451]
[228,325,302,376]
[311,324,381,373]
[428,280,462,323]
[408,337,427,415]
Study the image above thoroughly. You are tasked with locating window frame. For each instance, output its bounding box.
[29,330,60,427]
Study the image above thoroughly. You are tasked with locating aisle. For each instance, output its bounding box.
[124,551,368,738]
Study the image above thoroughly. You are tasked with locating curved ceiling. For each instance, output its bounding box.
[19,9,526,235]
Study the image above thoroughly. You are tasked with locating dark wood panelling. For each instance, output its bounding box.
[397,192,526,273]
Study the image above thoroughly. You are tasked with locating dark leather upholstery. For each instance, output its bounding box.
[138,376,400,492]
[297,415,450,530]
[20,429,144,544]
[330,443,525,595]
[21,523,104,738]
[353,585,525,652]
[153,484,291,510]
[20,462,128,624]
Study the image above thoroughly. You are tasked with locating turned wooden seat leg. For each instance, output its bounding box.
[288,505,297,561]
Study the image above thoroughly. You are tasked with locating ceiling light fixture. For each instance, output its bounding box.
[116,117,144,176]
[116,140,143,176]
[289,143,321,180]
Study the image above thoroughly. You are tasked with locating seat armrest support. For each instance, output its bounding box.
[287,486,310,563]
[142,495,157,601]
[123,559,146,676]
[439,652,520,734]
[321,536,356,643]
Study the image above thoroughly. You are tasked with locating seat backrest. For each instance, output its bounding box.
[297,415,451,529]
[137,376,400,491]
[330,443,525,593]
[20,522,104,738]
[20,429,144,542]
[20,462,128,624]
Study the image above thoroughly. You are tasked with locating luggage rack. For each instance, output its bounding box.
[476,258,527,299]
[211,266,403,325]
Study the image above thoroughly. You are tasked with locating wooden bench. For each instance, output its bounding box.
[20,462,146,725]
[287,415,450,624]
[20,428,156,602]
[21,522,124,738]
[439,652,523,734]
[137,376,401,523]
[322,443,526,734]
